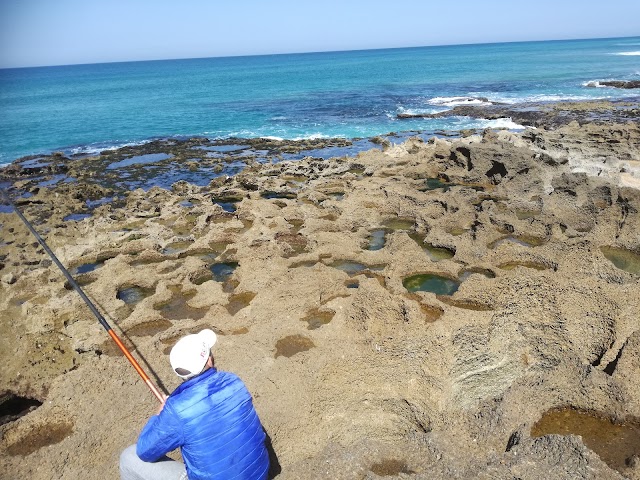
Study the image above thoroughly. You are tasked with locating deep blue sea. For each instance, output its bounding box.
[1,36,639,165]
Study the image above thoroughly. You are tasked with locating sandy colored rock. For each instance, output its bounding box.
[1,121,639,479]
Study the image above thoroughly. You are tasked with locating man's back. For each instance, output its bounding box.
[137,368,269,480]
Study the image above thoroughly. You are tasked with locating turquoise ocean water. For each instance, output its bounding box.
[1,36,639,165]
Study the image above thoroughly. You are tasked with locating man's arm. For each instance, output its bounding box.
[136,400,184,462]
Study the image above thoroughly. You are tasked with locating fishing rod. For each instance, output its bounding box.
[0,189,165,403]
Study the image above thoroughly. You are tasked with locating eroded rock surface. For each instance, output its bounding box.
[1,121,639,479]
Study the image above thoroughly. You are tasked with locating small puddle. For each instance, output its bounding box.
[126,319,173,337]
[601,246,640,276]
[37,174,68,188]
[421,178,452,191]
[162,241,192,255]
[274,335,315,358]
[213,197,241,213]
[192,252,220,264]
[86,197,114,209]
[531,407,640,475]
[70,261,104,275]
[200,144,249,153]
[383,218,415,231]
[191,242,231,266]
[302,308,335,330]
[367,229,387,251]
[261,191,297,200]
[107,153,173,169]
[156,286,207,320]
[403,274,460,295]
[408,233,455,261]
[116,286,155,305]
[420,178,484,193]
[498,261,550,271]
[210,262,238,282]
[63,213,91,222]
[226,292,256,315]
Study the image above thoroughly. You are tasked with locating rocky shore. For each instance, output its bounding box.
[397,97,640,128]
[1,100,640,479]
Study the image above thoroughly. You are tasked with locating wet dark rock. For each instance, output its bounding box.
[397,98,640,128]
[585,80,640,89]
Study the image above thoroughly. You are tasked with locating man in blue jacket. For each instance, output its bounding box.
[120,329,270,480]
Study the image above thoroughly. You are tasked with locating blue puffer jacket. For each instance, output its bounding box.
[137,368,269,479]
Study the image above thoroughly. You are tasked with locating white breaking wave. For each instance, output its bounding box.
[476,117,527,130]
[613,51,640,56]
[491,93,605,104]
[396,106,438,116]
[291,133,339,141]
[260,136,284,141]
[69,140,150,156]
[582,80,608,88]
[428,96,493,107]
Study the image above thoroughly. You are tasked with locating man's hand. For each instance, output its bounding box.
[156,394,168,415]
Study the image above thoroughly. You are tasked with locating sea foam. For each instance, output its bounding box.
[477,118,527,130]
[613,51,640,56]
[69,140,151,157]
[260,136,284,141]
[582,80,608,88]
[428,96,493,107]
[396,106,438,116]
[493,93,603,104]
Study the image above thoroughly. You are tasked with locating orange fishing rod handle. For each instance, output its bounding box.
[108,329,150,381]
[107,330,165,402]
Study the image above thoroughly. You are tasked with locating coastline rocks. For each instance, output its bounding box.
[397,98,640,128]
[1,119,640,479]
[585,80,640,89]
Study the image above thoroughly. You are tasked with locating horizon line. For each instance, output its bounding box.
[1,33,639,71]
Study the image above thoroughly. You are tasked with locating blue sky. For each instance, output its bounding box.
[1,0,639,68]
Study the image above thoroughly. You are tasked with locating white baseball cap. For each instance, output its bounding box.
[169,329,217,379]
